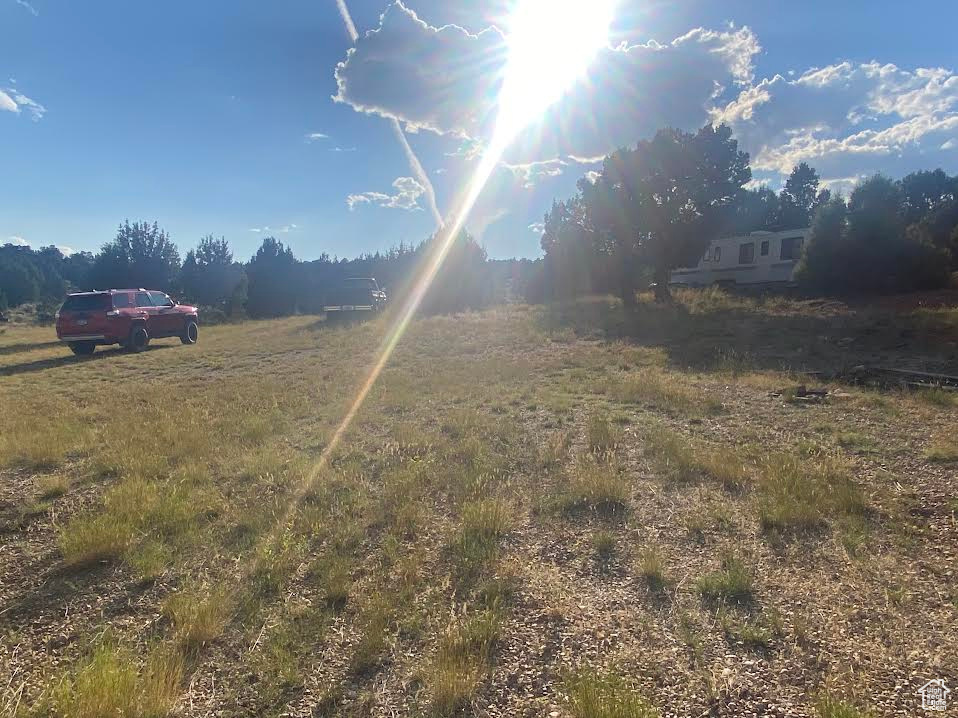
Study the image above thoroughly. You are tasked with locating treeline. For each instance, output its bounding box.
[7,124,958,315]
[0,220,538,318]
[533,123,958,303]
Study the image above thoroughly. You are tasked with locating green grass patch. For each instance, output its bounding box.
[51,643,182,718]
[755,451,866,533]
[564,670,659,718]
[696,554,754,605]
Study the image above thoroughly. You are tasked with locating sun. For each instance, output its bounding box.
[497,0,617,138]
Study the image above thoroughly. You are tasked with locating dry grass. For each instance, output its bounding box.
[637,546,667,590]
[644,426,749,490]
[3,295,956,717]
[816,695,875,718]
[755,451,866,533]
[552,461,629,516]
[587,413,619,452]
[35,475,69,500]
[926,432,958,462]
[58,515,134,568]
[601,369,722,416]
[428,610,500,716]
[50,643,183,718]
[162,586,232,651]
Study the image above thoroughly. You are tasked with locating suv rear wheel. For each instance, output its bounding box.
[127,324,150,352]
[181,319,198,345]
[69,341,96,356]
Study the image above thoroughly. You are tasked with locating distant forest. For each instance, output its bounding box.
[4,123,958,317]
[0,223,539,319]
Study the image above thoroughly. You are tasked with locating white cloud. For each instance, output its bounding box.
[583,170,601,184]
[0,91,17,113]
[56,245,75,256]
[347,176,425,211]
[504,158,568,189]
[330,146,357,152]
[819,175,866,196]
[6,235,29,246]
[528,222,545,235]
[305,132,329,141]
[334,4,958,190]
[333,3,758,164]
[713,61,958,181]
[0,85,46,120]
[15,0,38,16]
[248,224,298,234]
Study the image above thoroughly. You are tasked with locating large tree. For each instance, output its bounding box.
[589,123,751,303]
[728,187,781,234]
[540,197,602,300]
[88,220,180,291]
[899,169,957,226]
[779,162,825,228]
[907,198,958,267]
[180,235,245,309]
[798,175,948,293]
[246,237,299,318]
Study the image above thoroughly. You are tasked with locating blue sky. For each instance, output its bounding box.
[2,0,958,261]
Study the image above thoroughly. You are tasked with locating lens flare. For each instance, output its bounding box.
[498,0,617,137]
[259,0,617,570]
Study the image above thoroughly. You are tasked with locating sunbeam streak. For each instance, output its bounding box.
[255,0,617,570]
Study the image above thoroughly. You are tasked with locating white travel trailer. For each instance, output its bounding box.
[669,227,811,287]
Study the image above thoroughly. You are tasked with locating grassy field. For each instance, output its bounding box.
[1,289,957,717]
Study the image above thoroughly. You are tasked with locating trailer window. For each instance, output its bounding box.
[713,246,721,262]
[780,236,804,260]
[760,240,769,256]
[739,242,755,264]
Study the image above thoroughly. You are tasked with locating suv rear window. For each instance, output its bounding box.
[61,294,111,312]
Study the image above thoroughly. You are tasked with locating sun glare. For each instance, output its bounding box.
[498,0,617,137]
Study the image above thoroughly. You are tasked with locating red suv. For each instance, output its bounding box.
[56,289,199,355]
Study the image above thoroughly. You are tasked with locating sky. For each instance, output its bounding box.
[2,0,958,261]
